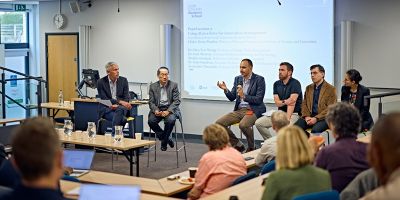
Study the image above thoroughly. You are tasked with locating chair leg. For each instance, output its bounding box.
[174,124,179,168]
[111,150,114,170]
[181,122,187,162]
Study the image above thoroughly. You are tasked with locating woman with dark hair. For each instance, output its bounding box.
[361,113,400,199]
[341,69,373,131]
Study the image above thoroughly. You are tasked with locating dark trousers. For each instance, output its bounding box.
[148,112,177,144]
[102,105,128,134]
[294,117,329,137]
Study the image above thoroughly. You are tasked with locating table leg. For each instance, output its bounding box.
[135,148,140,177]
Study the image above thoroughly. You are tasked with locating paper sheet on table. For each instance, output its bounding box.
[97,99,112,107]
[262,110,277,117]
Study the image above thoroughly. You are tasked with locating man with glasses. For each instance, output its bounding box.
[148,67,181,151]
[294,64,336,136]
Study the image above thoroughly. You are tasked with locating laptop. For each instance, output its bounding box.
[79,184,141,200]
[63,149,95,177]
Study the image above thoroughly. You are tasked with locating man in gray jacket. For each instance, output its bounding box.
[148,67,181,151]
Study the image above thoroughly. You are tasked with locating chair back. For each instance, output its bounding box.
[260,160,276,175]
[0,185,12,198]
[231,171,258,186]
[292,190,339,200]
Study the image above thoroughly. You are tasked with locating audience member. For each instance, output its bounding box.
[255,110,289,167]
[294,64,336,135]
[255,62,302,140]
[261,126,331,200]
[188,124,246,199]
[340,168,379,200]
[97,61,131,135]
[341,69,373,131]
[315,102,369,192]
[148,66,181,151]
[216,58,266,153]
[0,117,65,200]
[361,113,400,199]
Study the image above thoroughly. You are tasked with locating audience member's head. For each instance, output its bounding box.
[11,117,63,186]
[203,124,230,151]
[276,126,314,170]
[271,110,290,132]
[368,113,400,185]
[326,102,361,139]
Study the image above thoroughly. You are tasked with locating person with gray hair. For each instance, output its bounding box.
[97,62,131,135]
[255,110,290,167]
[315,102,369,192]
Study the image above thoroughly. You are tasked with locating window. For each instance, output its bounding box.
[0,12,28,43]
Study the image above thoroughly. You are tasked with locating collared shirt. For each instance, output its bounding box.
[255,136,277,167]
[273,77,303,114]
[239,73,252,108]
[108,76,117,100]
[193,146,246,198]
[311,82,323,116]
[159,82,169,107]
[315,136,369,192]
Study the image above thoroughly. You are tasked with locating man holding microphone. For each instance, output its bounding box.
[216,58,266,153]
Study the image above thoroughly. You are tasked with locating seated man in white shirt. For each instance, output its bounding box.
[255,110,289,167]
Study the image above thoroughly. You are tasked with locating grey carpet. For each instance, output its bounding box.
[91,140,208,179]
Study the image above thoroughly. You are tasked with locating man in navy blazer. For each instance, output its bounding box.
[216,58,266,153]
[97,62,131,134]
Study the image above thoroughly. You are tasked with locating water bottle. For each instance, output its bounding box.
[58,90,64,106]
[63,120,73,137]
[87,122,97,139]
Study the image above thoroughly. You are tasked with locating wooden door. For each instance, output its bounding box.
[46,34,78,116]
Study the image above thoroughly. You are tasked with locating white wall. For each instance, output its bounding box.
[38,0,400,138]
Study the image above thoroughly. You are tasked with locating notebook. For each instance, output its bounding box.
[79,184,141,200]
[63,149,95,177]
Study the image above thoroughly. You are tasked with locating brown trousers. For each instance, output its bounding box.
[216,108,257,149]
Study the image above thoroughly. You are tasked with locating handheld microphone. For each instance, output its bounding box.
[277,0,282,6]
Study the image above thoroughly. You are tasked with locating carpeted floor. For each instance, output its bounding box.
[90,139,209,179]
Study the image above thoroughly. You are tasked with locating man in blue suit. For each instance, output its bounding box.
[97,62,131,134]
[216,58,266,153]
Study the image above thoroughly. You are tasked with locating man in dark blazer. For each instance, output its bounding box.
[148,67,181,151]
[97,62,131,134]
[216,58,266,153]
[294,64,337,135]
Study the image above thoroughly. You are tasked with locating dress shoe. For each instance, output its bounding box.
[234,145,245,153]
[161,141,167,151]
[168,139,175,148]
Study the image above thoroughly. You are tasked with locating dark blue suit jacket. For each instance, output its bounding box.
[96,76,130,117]
[225,73,266,118]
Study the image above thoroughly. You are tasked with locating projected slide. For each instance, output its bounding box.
[182,0,334,100]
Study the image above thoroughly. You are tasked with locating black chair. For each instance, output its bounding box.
[147,114,187,168]
[293,190,339,200]
[231,171,258,186]
[260,160,276,175]
[0,186,12,198]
